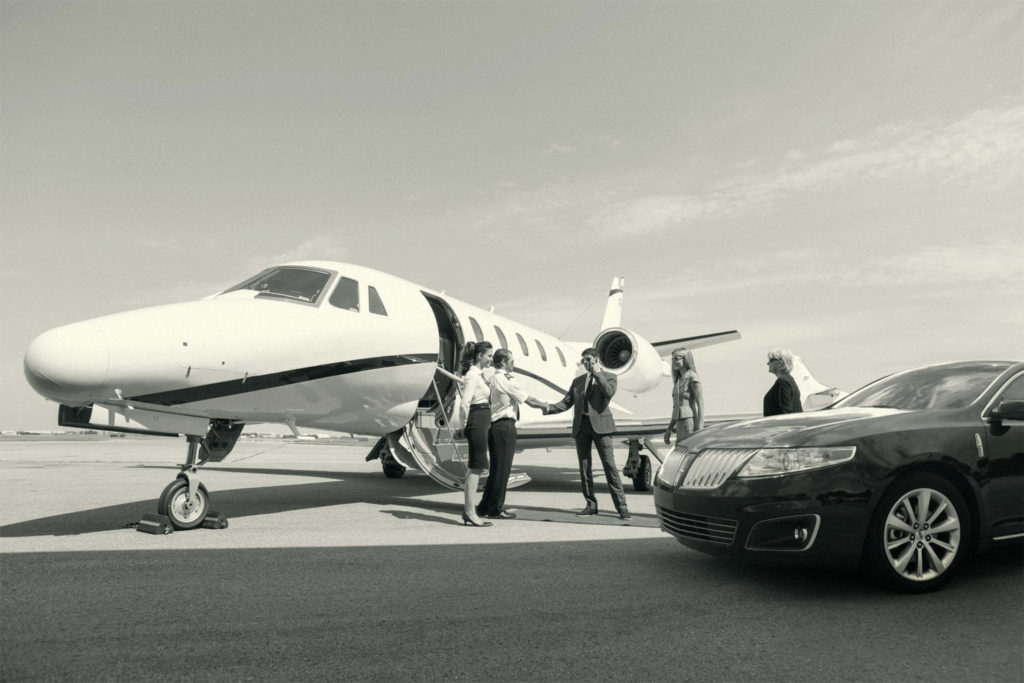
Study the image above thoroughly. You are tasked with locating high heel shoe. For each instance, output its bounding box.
[461,512,493,527]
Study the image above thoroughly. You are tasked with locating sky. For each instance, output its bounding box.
[1,0,1022,431]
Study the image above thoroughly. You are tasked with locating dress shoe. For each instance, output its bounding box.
[461,512,493,527]
[485,510,516,519]
[618,510,632,520]
[575,506,598,516]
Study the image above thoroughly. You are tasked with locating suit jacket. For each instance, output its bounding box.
[548,370,618,437]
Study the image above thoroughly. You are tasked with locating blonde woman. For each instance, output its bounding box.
[764,347,802,416]
[664,348,704,445]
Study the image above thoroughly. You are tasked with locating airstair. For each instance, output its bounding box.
[385,371,531,491]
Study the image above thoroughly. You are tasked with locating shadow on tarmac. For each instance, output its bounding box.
[0,462,658,536]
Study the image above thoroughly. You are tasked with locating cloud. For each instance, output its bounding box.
[543,143,576,155]
[587,100,1024,237]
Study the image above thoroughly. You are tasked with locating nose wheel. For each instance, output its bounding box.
[158,478,210,529]
[157,434,213,530]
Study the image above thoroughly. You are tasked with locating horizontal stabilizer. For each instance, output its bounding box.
[651,330,741,354]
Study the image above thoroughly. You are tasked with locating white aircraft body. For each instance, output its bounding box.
[24,260,825,529]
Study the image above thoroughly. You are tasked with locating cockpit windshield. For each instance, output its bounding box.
[222,267,332,304]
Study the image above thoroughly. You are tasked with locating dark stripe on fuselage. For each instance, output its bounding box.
[129,353,438,406]
[511,367,569,397]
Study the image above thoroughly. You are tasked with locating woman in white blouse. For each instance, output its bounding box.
[457,341,494,526]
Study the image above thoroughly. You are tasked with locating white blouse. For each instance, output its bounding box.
[459,365,493,428]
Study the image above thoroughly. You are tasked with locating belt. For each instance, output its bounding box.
[492,417,516,424]
[470,403,489,409]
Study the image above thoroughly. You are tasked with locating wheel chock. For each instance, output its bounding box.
[136,513,174,535]
[201,511,229,530]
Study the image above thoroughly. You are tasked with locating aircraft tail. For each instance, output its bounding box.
[600,277,625,331]
[792,355,847,411]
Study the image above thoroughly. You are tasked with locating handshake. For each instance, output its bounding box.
[526,397,554,414]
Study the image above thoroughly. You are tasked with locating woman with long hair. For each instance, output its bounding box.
[664,347,704,445]
[457,340,494,526]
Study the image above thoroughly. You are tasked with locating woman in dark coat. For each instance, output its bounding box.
[764,348,803,416]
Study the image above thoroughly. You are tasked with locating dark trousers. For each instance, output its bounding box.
[575,415,628,513]
[479,418,517,516]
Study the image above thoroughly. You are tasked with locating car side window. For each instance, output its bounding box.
[468,317,484,343]
[493,326,508,351]
[367,286,388,316]
[516,333,529,356]
[995,374,1024,403]
[329,277,359,312]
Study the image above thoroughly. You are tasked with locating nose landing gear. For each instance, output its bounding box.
[157,435,212,529]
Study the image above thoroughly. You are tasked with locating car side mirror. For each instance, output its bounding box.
[989,399,1024,424]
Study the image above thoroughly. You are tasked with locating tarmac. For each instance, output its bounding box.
[0,437,666,553]
[2,437,1022,682]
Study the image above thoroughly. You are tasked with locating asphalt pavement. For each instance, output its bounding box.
[2,438,1021,682]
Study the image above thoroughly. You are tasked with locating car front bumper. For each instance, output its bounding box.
[653,462,873,568]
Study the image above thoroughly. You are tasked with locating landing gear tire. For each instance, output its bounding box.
[631,455,652,492]
[863,471,970,593]
[157,479,211,530]
[381,449,406,479]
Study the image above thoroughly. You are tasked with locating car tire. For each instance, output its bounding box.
[864,471,971,593]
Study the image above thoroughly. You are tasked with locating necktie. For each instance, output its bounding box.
[584,375,593,415]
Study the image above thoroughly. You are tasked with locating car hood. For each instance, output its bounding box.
[684,407,905,449]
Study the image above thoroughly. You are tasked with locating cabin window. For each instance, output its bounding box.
[469,317,484,343]
[368,286,388,316]
[493,325,509,351]
[555,347,567,367]
[535,340,547,361]
[516,333,529,356]
[329,277,360,312]
[224,266,331,304]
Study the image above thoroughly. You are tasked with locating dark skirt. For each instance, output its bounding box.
[464,404,491,470]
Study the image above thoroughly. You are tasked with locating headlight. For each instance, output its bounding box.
[735,446,856,478]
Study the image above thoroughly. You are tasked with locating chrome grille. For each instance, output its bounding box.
[681,448,759,489]
[657,506,737,545]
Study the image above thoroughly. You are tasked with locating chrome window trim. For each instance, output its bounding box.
[980,369,1024,419]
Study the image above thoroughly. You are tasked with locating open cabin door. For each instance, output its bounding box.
[385,293,531,491]
[386,293,473,490]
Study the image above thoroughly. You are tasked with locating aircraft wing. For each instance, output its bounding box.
[651,330,741,354]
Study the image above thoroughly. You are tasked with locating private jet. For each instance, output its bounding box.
[23,261,831,529]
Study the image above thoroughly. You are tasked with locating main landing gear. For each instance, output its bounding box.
[622,439,653,492]
[157,435,211,530]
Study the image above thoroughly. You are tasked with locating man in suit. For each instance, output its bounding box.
[544,348,630,520]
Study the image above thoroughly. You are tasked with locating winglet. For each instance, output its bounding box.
[600,277,624,330]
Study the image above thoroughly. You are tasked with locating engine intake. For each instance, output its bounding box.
[593,327,665,393]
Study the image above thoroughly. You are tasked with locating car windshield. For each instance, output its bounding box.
[834,362,1012,411]
[222,267,332,304]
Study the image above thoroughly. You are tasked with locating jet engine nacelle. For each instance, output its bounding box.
[592,327,665,394]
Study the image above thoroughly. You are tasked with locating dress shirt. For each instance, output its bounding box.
[490,371,530,422]
[460,365,494,428]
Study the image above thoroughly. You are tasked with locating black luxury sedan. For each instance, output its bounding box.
[654,361,1024,591]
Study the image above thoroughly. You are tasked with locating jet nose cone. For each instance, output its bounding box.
[24,322,110,401]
